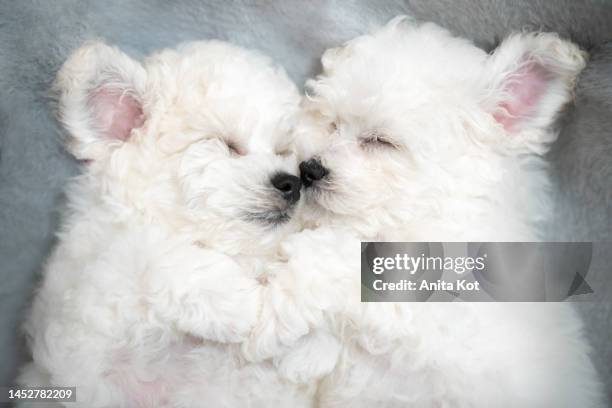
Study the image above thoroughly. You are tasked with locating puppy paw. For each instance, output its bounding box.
[240,286,311,362]
[147,244,262,343]
[273,330,341,384]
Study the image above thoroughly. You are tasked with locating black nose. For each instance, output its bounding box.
[271,173,301,203]
[299,159,328,187]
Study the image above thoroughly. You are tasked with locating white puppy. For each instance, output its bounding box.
[18,40,315,407]
[245,17,604,407]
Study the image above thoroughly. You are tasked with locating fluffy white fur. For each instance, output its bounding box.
[20,17,604,408]
[242,17,605,408]
[19,40,315,407]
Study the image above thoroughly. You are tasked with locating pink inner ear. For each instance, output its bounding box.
[492,61,549,131]
[91,87,144,141]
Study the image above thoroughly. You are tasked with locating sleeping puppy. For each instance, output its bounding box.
[244,17,604,407]
[18,40,313,407]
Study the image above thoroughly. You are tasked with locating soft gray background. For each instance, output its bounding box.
[0,0,610,403]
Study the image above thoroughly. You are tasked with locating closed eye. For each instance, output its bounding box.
[275,147,294,157]
[225,139,245,156]
[359,130,399,150]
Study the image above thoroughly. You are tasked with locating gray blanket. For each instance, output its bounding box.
[1,0,610,401]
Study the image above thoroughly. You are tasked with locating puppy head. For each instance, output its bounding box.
[55,40,302,255]
[299,17,586,232]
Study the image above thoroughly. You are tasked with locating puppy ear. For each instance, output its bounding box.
[481,33,586,138]
[54,41,147,160]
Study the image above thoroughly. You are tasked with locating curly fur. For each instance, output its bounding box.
[244,18,605,408]
[18,40,312,407]
[17,17,606,408]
